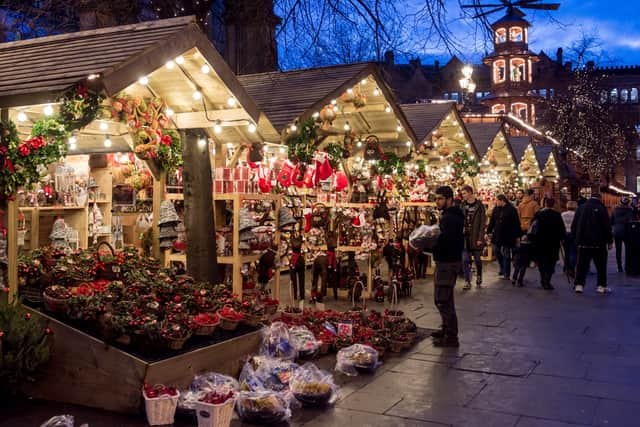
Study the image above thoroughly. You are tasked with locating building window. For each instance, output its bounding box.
[610,88,619,103]
[494,60,506,83]
[511,103,527,121]
[492,104,506,114]
[450,92,459,102]
[495,28,507,43]
[621,89,629,103]
[549,88,555,98]
[539,88,547,98]
[631,88,639,103]
[510,27,523,42]
[510,58,525,82]
[600,90,609,103]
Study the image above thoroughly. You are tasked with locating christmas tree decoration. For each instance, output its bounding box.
[449,151,480,180]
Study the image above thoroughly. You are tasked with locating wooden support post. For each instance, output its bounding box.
[182,130,219,283]
[151,172,166,261]
[232,194,241,299]
[6,199,18,303]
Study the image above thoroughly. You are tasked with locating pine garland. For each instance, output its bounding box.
[286,118,319,164]
[449,150,480,179]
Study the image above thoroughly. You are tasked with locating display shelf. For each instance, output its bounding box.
[217,254,262,264]
[213,193,279,201]
[401,202,436,207]
[37,206,87,211]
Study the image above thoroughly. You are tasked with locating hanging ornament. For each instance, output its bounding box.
[487,148,498,166]
[364,135,382,161]
[353,93,367,109]
[521,159,530,172]
[438,143,450,157]
[319,105,337,129]
[339,90,355,103]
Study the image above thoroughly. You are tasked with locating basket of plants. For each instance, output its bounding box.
[240,300,266,328]
[161,321,193,350]
[218,306,244,331]
[236,391,290,424]
[290,362,337,406]
[195,391,236,427]
[43,285,72,314]
[390,333,410,353]
[192,313,220,336]
[142,383,180,426]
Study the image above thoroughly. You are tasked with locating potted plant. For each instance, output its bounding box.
[142,383,180,426]
[282,306,303,321]
[240,299,266,327]
[217,306,244,331]
[43,285,72,314]
[161,321,192,350]
[192,312,219,336]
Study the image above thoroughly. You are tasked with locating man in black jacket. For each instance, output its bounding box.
[487,195,522,280]
[571,193,614,294]
[531,198,566,290]
[430,186,465,347]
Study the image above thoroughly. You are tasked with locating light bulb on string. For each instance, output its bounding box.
[17,112,27,122]
[248,123,256,133]
[99,122,108,131]
[166,60,175,69]
[227,97,236,107]
[214,121,222,134]
[175,56,185,64]
[193,90,202,100]
[43,105,54,116]
[373,88,380,96]
[165,108,174,117]
[197,138,207,149]
[104,136,112,148]
[385,105,391,113]
[138,76,149,85]
[344,122,350,131]
[356,141,362,148]
[201,65,210,74]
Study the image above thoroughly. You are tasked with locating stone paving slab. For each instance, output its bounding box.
[591,398,640,427]
[386,399,520,427]
[514,417,590,427]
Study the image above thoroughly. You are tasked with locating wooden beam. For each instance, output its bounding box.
[173,109,252,129]
[151,172,165,260]
[182,130,219,283]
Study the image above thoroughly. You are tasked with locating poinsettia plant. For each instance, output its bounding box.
[44,285,72,300]
[218,306,244,321]
[193,312,220,326]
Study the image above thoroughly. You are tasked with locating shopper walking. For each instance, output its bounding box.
[518,189,540,233]
[561,201,578,278]
[430,186,464,347]
[460,185,486,290]
[487,195,521,280]
[572,193,613,294]
[610,197,634,272]
[530,198,565,290]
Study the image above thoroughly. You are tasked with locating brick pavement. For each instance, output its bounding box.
[3,250,640,427]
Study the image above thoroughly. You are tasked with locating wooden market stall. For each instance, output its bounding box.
[510,136,542,188]
[0,16,282,412]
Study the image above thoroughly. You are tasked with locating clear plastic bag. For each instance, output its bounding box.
[260,321,297,360]
[236,390,291,424]
[409,224,441,251]
[335,344,380,376]
[240,356,299,392]
[288,325,320,359]
[179,373,239,410]
[290,362,340,406]
[40,416,76,427]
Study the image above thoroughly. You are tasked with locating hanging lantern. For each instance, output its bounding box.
[353,93,367,109]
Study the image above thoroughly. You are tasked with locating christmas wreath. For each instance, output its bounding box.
[286,118,320,165]
[449,150,480,179]
[372,152,405,176]
[58,82,104,130]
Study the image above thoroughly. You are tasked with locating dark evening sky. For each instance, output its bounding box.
[421,0,640,66]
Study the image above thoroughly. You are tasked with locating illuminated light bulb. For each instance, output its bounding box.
[332,106,339,112]
[396,125,402,132]
[226,142,233,149]
[331,99,337,105]
[165,108,174,117]
[290,123,297,132]
[68,136,77,144]
[248,123,256,133]
[166,60,175,69]
[263,145,268,152]
[193,91,202,100]
[43,105,54,116]
[87,73,99,80]
[470,155,475,160]
[99,122,108,131]
[344,122,350,131]
[347,88,353,94]
[197,138,207,149]
[279,147,285,154]
[69,143,77,150]
[440,156,444,160]
[356,141,362,148]
[138,76,149,85]
[214,123,222,134]
[361,79,367,84]
[175,56,185,64]
[373,88,380,96]
[17,112,27,122]
[406,140,412,147]
[458,133,464,137]
[385,105,391,113]
[355,156,361,162]
[201,64,210,74]
[104,137,112,148]
[227,97,237,107]
[465,143,470,148]
[312,112,319,118]
[453,121,458,126]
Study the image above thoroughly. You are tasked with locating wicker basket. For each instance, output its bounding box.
[144,388,180,426]
[194,322,219,336]
[389,340,405,353]
[43,293,70,314]
[265,305,278,315]
[243,313,265,328]
[218,315,239,331]
[195,399,235,427]
[406,331,417,342]
[165,333,191,350]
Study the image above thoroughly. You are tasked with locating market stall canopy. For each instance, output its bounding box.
[465,123,516,171]
[238,62,416,146]
[533,145,562,182]
[511,137,542,184]
[400,102,478,164]
[0,16,272,154]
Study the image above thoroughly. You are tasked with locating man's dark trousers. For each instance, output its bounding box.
[575,246,608,287]
[434,261,460,338]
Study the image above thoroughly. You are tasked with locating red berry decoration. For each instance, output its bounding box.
[173,295,182,303]
[45,327,53,335]
[0,330,4,338]
[24,313,31,320]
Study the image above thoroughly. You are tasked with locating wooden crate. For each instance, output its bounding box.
[23,307,261,414]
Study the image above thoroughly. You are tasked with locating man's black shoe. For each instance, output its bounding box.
[432,336,459,347]
[543,284,554,290]
[430,330,445,339]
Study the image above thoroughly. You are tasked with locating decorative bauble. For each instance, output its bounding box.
[319,105,337,123]
[353,93,367,109]
[340,91,355,103]
[438,144,450,157]
[521,160,530,171]
[487,149,497,166]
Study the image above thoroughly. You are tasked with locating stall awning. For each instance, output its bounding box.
[465,123,504,159]
[400,102,455,144]
[509,136,531,163]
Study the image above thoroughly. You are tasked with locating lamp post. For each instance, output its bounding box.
[459,65,476,111]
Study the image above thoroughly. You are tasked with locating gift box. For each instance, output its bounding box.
[222,168,231,180]
[235,180,248,193]
[224,181,234,193]
[214,180,224,193]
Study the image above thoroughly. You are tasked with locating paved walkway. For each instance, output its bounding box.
[3,251,640,426]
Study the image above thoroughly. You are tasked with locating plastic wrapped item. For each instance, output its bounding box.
[290,362,339,406]
[409,224,441,251]
[240,356,299,392]
[180,373,239,411]
[288,326,320,359]
[335,344,380,376]
[40,416,75,427]
[260,321,297,360]
[236,390,291,424]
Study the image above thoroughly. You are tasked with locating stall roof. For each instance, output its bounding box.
[400,102,455,143]
[464,123,505,158]
[533,145,554,171]
[509,136,531,162]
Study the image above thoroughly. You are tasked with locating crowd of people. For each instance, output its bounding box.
[421,185,639,348]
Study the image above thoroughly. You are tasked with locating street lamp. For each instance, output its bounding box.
[459,65,476,111]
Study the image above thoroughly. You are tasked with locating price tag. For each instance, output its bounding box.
[337,321,353,337]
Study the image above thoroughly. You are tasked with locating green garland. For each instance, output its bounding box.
[449,150,480,179]
[286,118,319,165]
[325,143,345,169]
[373,151,405,176]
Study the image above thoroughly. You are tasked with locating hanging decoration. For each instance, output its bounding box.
[520,159,531,172]
[363,135,383,161]
[449,150,480,181]
[372,152,406,176]
[110,93,182,173]
[286,118,322,165]
[58,82,104,130]
[487,147,498,166]
[353,93,367,109]
[325,143,345,169]
[319,105,337,129]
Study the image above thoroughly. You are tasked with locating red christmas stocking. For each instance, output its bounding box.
[303,208,312,233]
[314,153,333,185]
[277,161,294,187]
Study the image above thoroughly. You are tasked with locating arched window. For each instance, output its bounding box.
[631,88,638,103]
[494,60,506,83]
[492,104,506,114]
[610,89,619,103]
[495,28,507,43]
[510,27,523,42]
[511,103,527,121]
[510,58,525,82]
[621,89,629,103]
